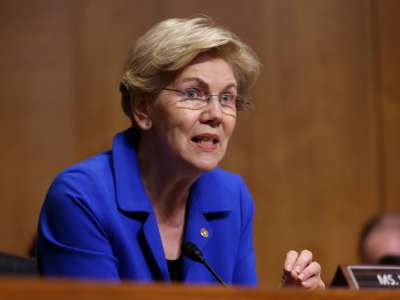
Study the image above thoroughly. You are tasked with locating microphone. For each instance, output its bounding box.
[379,255,400,265]
[181,241,226,286]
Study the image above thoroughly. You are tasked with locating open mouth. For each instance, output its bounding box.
[191,134,219,145]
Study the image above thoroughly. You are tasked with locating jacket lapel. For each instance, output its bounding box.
[142,214,169,280]
[182,193,213,279]
[183,172,233,281]
[112,128,169,281]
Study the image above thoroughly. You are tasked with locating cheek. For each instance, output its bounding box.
[161,111,198,142]
[224,117,237,140]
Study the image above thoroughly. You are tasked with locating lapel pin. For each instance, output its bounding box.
[200,227,209,238]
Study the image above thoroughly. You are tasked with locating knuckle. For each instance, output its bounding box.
[301,249,313,259]
[301,279,313,289]
[287,250,298,257]
[307,261,321,274]
[312,261,321,272]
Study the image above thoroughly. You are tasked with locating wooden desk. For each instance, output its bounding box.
[1,278,400,300]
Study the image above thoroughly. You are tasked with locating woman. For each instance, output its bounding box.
[38,16,324,288]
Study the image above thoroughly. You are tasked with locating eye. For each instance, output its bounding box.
[182,88,204,99]
[220,93,236,105]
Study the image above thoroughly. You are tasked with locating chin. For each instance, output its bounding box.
[180,146,227,173]
[191,156,221,172]
[196,162,218,172]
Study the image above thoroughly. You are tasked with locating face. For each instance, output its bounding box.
[364,228,400,264]
[145,55,237,173]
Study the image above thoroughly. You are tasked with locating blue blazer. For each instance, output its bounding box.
[38,128,257,286]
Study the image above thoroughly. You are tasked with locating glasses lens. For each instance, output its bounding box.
[176,97,207,110]
[168,88,238,116]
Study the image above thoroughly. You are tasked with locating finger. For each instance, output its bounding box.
[292,249,313,275]
[284,250,299,272]
[298,261,321,282]
[301,276,326,290]
[281,269,300,286]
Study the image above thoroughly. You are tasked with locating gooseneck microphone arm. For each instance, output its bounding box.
[181,241,226,286]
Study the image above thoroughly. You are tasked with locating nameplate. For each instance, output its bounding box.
[332,265,400,289]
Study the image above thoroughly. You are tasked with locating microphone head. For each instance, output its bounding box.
[378,255,400,265]
[181,241,205,263]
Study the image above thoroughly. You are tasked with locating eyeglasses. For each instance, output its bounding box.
[162,88,240,116]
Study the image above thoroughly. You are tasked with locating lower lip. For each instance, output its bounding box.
[191,141,218,152]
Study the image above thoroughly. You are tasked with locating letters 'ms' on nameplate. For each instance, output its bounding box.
[331,265,400,289]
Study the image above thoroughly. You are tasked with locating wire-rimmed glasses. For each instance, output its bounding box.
[162,88,240,117]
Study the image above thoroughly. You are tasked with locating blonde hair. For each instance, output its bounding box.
[120,16,260,120]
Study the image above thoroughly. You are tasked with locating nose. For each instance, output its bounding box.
[200,96,223,127]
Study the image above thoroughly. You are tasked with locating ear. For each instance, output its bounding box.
[130,94,153,130]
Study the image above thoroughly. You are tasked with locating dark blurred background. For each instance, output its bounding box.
[1,0,400,287]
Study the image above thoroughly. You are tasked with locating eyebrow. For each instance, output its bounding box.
[175,77,238,92]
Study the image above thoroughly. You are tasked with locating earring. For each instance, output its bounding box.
[144,120,152,129]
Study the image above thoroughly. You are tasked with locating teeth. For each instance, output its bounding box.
[192,136,217,144]
[198,139,213,145]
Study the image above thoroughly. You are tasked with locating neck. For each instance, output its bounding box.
[136,134,201,222]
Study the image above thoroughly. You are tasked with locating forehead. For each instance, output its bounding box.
[366,228,400,250]
[174,55,237,87]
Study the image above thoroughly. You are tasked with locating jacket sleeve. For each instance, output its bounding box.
[37,170,119,280]
[232,177,258,286]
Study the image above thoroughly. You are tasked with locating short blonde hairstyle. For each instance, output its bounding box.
[120,16,260,120]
